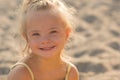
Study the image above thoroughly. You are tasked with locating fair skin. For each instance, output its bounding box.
[8,9,79,80]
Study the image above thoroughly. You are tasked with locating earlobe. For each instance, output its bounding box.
[66,27,71,39]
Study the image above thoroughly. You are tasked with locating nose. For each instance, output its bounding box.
[40,36,51,45]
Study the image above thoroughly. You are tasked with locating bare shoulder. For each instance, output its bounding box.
[68,63,79,80]
[7,65,31,80]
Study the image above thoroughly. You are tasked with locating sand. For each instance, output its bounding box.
[0,0,120,80]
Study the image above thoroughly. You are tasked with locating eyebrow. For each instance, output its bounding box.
[49,27,58,30]
[28,30,40,33]
[28,26,59,33]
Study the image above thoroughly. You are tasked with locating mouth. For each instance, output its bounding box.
[39,46,56,51]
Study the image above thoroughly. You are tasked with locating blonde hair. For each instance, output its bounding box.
[19,0,75,55]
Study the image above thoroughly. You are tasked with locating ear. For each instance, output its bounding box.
[22,33,28,42]
[65,27,71,39]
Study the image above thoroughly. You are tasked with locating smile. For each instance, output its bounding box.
[39,46,56,51]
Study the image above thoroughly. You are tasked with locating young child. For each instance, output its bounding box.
[8,0,79,80]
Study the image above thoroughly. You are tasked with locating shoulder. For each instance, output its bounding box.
[68,63,79,80]
[8,64,31,80]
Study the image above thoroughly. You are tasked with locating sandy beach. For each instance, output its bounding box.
[0,0,120,80]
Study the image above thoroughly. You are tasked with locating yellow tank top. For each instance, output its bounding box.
[11,62,71,80]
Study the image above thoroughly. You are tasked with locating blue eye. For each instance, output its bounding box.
[32,33,40,36]
[50,30,58,34]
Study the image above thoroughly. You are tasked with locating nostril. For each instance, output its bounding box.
[41,40,50,44]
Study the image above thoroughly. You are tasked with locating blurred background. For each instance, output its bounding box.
[0,0,120,80]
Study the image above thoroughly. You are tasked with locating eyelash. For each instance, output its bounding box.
[50,30,58,34]
[31,30,58,36]
[32,33,40,36]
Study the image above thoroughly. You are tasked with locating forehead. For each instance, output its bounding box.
[25,9,67,29]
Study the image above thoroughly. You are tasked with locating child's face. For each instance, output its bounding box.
[25,9,70,58]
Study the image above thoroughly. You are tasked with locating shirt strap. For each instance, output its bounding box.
[11,62,34,80]
[65,64,71,80]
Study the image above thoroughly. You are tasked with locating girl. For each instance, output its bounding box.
[8,0,79,80]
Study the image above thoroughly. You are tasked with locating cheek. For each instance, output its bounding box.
[28,40,34,48]
[51,33,67,43]
[27,37,38,48]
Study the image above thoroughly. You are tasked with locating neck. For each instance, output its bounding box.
[27,53,65,71]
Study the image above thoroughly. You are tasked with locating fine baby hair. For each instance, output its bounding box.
[20,0,75,55]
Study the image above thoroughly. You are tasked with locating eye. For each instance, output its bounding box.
[32,33,40,36]
[50,30,58,34]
